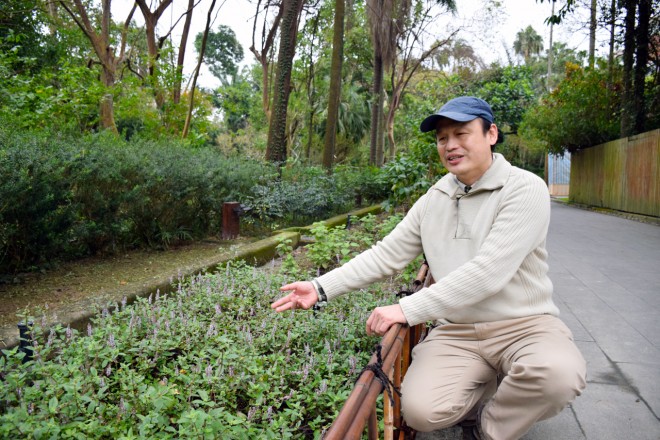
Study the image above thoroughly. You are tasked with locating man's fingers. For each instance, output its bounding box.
[271,294,292,309]
[280,282,299,292]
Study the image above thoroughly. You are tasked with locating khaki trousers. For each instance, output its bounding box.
[400,315,587,440]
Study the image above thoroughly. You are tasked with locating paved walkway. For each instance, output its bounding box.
[419,201,660,439]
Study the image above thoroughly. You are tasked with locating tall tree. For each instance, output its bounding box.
[620,0,636,137]
[183,0,217,139]
[633,0,651,133]
[173,0,195,104]
[513,25,544,64]
[250,0,284,122]
[435,38,484,73]
[195,25,244,86]
[547,0,555,90]
[58,0,137,133]
[588,0,597,67]
[322,0,346,171]
[385,0,457,157]
[366,0,395,166]
[265,0,305,164]
[134,0,174,108]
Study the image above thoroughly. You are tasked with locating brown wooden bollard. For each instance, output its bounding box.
[222,202,240,239]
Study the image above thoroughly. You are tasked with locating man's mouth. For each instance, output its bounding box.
[446,154,463,164]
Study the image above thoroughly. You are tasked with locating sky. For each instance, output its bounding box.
[111,0,601,89]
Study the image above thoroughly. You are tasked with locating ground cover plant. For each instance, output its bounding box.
[0,214,414,439]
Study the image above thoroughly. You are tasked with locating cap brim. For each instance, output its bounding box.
[419,112,478,132]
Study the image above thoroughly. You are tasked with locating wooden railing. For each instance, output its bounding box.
[325,263,433,440]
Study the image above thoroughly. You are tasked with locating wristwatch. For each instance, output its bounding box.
[311,279,327,309]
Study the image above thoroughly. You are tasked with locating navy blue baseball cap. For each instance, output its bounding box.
[420,96,494,132]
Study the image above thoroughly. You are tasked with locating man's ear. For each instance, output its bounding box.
[488,123,499,144]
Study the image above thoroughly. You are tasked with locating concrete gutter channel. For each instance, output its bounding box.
[0,205,383,350]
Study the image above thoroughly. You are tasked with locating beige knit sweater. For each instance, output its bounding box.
[316,153,559,325]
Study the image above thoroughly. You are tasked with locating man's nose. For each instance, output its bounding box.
[445,136,459,150]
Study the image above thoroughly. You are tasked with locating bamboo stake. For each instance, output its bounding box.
[368,405,379,440]
[384,360,395,440]
[326,262,433,440]
[344,325,407,439]
[325,326,404,439]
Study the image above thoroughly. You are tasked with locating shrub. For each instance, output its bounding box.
[243,165,358,229]
[0,126,273,273]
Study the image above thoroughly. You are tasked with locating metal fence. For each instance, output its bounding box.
[547,153,571,197]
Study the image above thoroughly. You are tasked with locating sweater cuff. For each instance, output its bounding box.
[315,271,349,301]
[399,290,441,326]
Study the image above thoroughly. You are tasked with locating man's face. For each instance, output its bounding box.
[435,118,498,186]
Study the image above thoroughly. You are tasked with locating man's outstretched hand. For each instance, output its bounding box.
[271,281,318,312]
[366,304,407,336]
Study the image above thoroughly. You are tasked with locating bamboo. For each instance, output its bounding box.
[325,326,405,439]
[343,325,407,439]
[393,342,403,429]
[368,405,379,440]
[326,262,433,440]
[384,360,395,440]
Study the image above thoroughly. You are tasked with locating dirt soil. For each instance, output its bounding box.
[0,237,256,349]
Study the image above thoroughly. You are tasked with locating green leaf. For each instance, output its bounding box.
[49,396,58,413]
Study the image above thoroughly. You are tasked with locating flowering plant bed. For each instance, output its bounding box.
[1,214,414,438]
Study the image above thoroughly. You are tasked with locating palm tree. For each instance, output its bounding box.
[513,25,544,64]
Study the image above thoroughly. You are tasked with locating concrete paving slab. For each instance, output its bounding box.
[574,340,625,386]
[572,382,660,440]
[617,362,660,418]
[520,405,585,440]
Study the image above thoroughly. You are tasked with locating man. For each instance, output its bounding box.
[271,96,586,440]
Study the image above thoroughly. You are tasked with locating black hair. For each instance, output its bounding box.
[480,118,504,151]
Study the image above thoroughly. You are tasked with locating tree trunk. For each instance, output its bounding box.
[620,0,636,137]
[99,67,118,133]
[134,0,174,109]
[547,0,555,90]
[633,0,651,133]
[250,2,284,123]
[589,0,597,68]
[183,0,217,138]
[607,0,617,90]
[369,53,383,166]
[305,14,320,161]
[376,94,385,166]
[266,0,304,165]
[385,86,401,160]
[322,0,345,171]
[173,0,195,104]
[62,0,125,134]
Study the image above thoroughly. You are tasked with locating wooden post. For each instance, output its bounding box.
[222,202,240,239]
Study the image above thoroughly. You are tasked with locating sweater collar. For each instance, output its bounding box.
[434,153,512,198]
